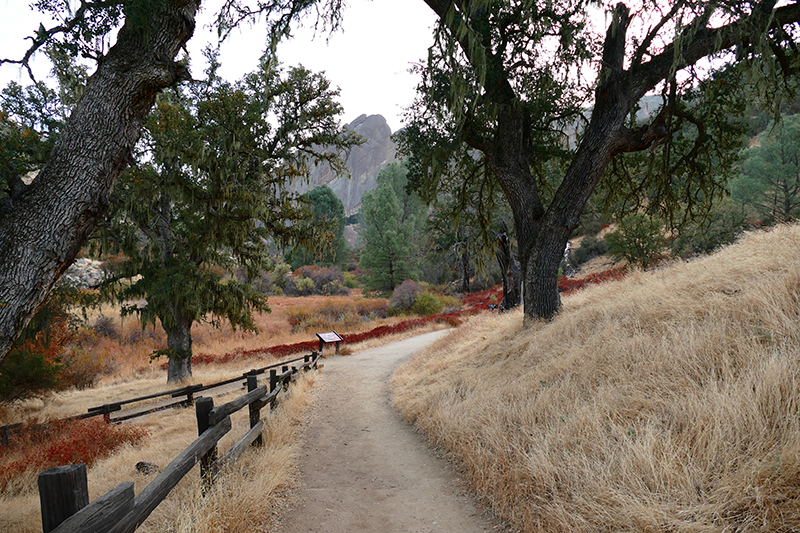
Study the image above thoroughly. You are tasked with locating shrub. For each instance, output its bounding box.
[294,276,315,296]
[389,280,424,313]
[0,349,63,403]
[605,213,668,269]
[285,306,315,330]
[284,298,390,333]
[92,315,119,339]
[411,292,443,316]
[577,211,605,236]
[670,199,748,257]
[0,282,84,402]
[321,280,350,296]
[354,298,389,319]
[343,272,359,288]
[570,235,607,266]
[58,346,117,389]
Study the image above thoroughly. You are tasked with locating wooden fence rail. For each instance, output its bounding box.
[39,352,320,533]
[0,354,313,445]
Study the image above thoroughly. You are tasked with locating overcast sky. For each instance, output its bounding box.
[0,0,438,132]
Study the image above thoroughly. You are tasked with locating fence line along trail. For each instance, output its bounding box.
[276,330,502,533]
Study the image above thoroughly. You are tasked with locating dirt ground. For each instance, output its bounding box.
[275,330,505,533]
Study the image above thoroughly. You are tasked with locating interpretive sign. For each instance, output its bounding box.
[316,331,344,353]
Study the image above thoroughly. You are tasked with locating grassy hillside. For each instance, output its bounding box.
[393,224,800,532]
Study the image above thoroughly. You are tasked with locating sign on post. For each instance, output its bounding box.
[316,331,344,354]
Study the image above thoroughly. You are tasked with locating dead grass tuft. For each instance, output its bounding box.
[393,224,800,532]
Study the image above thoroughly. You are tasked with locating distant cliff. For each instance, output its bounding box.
[290,114,398,216]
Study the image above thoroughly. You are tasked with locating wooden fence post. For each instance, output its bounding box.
[246,375,263,447]
[195,397,216,493]
[269,369,279,411]
[38,464,89,533]
[185,386,194,406]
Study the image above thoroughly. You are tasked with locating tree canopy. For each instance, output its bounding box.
[359,162,426,292]
[286,184,348,269]
[99,54,358,381]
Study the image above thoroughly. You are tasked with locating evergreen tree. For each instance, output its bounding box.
[359,164,424,292]
[102,56,359,382]
[286,185,347,269]
[731,114,800,224]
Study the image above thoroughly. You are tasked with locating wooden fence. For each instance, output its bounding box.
[37,352,320,533]
[0,354,314,445]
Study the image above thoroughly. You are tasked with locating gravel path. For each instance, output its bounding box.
[276,330,502,533]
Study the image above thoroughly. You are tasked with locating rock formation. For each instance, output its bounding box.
[291,114,398,216]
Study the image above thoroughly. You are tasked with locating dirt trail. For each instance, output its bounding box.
[276,330,502,533]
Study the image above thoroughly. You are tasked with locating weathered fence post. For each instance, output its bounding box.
[39,464,89,533]
[195,397,217,493]
[246,375,263,447]
[185,385,195,406]
[269,369,279,411]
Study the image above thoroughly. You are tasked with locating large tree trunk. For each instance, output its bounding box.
[163,309,193,383]
[519,6,635,322]
[0,1,199,362]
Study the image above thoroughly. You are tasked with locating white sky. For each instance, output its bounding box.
[0,0,438,132]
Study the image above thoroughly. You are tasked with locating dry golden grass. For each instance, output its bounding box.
[0,291,404,426]
[393,224,800,532]
[0,370,318,533]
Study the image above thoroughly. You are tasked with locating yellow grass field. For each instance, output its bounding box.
[393,223,800,532]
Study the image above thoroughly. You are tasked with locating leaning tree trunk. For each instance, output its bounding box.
[0,0,199,362]
[163,309,194,383]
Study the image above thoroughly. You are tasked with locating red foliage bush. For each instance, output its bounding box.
[0,418,149,493]
[558,267,628,295]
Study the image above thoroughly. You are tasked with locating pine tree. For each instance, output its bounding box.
[359,185,414,292]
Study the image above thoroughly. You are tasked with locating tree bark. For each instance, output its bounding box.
[163,308,193,383]
[0,0,199,362]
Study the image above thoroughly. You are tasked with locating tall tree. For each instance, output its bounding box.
[359,163,425,292]
[103,57,358,382]
[731,114,800,223]
[405,0,800,323]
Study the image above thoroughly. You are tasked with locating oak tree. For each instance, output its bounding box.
[408,0,800,323]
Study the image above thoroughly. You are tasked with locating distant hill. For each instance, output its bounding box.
[290,114,398,216]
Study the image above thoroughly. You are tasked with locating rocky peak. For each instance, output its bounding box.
[290,114,398,216]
